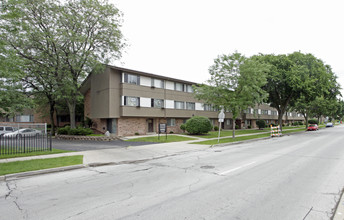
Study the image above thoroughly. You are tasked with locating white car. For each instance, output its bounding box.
[0,126,15,136]
[3,128,42,138]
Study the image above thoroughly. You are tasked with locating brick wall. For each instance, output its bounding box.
[118,117,146,136]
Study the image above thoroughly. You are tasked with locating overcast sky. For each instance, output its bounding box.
[111,0,344,95]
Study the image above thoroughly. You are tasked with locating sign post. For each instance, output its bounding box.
[158,123,167,140]
[218,109,225,143]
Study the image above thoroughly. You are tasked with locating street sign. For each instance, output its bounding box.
[218,109,225,122]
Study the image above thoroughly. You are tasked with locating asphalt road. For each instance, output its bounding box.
[1,126,344,219]
[52,138,158,151]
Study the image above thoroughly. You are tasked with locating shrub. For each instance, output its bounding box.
[213,126,219,131]
[235,125,239,129]
[185,116,212,135]
[308,119,319,124]
[180,124,186,132]
[248,125,251,129]
[169,131,174,134]
[256,120,266,130]
[135,132,139,135]
[57,126,93,136]
[298,121,303,125]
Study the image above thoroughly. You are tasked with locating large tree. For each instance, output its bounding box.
[194,52,268,138]
[1,0,125,128]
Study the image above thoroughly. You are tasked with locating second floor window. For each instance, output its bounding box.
[151,99,164,108]
[186,102,195,110]
[124,96,140,106]
[174,101,184,109]
[124,73,140,85]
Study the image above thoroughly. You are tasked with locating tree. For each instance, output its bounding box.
[255,52,334,131]
[194,52,268,138]
[1,0,125,128]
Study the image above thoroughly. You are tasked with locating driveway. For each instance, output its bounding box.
[52,138,158,151]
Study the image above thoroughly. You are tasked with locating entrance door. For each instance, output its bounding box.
[106,118,117,134]
[147,119,154,132]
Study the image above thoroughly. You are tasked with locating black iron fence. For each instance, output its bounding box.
[0,133,52,155]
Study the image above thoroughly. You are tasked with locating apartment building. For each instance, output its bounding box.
[80,65,304,136]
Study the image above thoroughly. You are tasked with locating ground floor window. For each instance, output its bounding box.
[167,118,176,126]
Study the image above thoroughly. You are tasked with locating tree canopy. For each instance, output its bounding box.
[194,52,268,138]
[0,0,125,128]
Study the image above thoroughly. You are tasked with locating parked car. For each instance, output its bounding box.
[3,128,42,138]
[326,122,334,127]
[0,126,15,136]
[307,124,318,131]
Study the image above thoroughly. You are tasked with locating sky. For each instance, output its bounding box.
[111,0,344,95]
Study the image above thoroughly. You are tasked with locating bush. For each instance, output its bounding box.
[169,131,174,134]
[213,126,219,131]
[308,119,319,124]
[185,116,212,135]
[135,132,139,135]
[180,124,186,132]
[256,120,266,130]
[57,126,93,136]
[298,121,303,125]
[235,125,239,129]
[248,125,251,129]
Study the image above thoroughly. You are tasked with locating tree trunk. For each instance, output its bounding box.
[278,109,283,132]
[67,100,76,129]
[232,118,236,138]
[49,101,56,135]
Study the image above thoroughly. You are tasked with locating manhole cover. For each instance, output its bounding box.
[200,165,215,169]
[214,150,222,152]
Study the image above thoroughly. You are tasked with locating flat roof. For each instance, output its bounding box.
[107,65,198,85]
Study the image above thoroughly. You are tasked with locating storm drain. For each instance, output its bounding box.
[200,165,215,169]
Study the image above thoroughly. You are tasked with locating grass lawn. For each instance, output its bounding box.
[190,129,269,139]
[0,155,83,176]
[126,135,196,143]
[192,127,307,145]
[0,148,72,160]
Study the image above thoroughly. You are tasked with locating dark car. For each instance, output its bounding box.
[307,124,318,131]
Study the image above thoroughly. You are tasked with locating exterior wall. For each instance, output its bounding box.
[117,117,146,136]
[81,66,306,136]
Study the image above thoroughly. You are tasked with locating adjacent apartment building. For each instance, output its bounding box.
[80,65,304,136]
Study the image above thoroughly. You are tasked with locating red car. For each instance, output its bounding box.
[307,124,318,131]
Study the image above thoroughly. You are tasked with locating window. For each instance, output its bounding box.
[151,99,164,108]
[16,115,34,122]
[203,104,212,111]
[124,96,140,106]
[175,82,184,91]
[226,119,232,126]
[124,73,140,85]
[261,110,269,115]
[167,118,176,126]
[186,102,195,110]
[151,79,164,88]
[186,85,193,93]
[174,101,184,109]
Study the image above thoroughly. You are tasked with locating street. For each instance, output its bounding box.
[1,126,344,220]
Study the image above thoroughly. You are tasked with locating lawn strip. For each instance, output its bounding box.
[0,155,83,176]
[191,129,269,139]
[192,127,307,145]
[191,133,271,145]
[126,135,196,143]
[0,148,72,160]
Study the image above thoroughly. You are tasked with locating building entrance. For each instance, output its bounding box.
[147,119,154,132]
